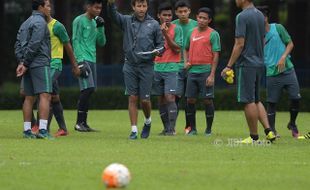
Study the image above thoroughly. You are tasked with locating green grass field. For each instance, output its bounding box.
[0,110,309,190]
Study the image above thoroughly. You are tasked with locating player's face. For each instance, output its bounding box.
[197,12,211,29]
[158,10,173,25]
[41,0,51,18]
[132,1,148,19]
[88,3,102,17]
[235,0,242,8]
[175,7,191,23]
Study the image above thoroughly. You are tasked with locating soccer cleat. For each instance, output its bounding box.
[186,129,197,136]
[205,128,212,137]
[37,129,54,140]
[23,130,37,139]
[54,129,68,137]
[297,132,310,140]
[84,123,99,132]
[140,123,151,139]
[31,125,39,135]
[74,123,88,132]
[158,129,167,136]
[287,123,299,138]
[184,126,191,134]
[129,131,138,140]
[266,131,276,142]
[237,137,255,144]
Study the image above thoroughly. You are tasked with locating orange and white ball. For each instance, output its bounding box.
[102,163,131,188]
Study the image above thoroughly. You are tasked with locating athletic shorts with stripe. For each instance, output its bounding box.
[185,72,214,99]
[152,71,178,96]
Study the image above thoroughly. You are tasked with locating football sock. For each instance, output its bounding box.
[250,134,259,141]
[267,103,276,132]
[175,96,180,116]
[187,103,196,130]
[24,122,31,131]
[39,119,48,130]
[145,117,151,125]
[184,98,191,127]
[77,88,94,124]
[205,101,214,133]
[77,111,87,124]
[167,101,177,130]
[47,104,53,132]
[52,101,67,131]
[264,128,272,136]
[131,125,138,133]
[289,99,299,125]
[31,111,37,127]
[159,104,169,130]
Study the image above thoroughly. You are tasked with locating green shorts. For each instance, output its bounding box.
[22,66,52,96]
[78,61,97,91]
[152,71,178,96]
[185,72,214,99]
[123,62,154,100]
[176,68,188,97]
[51,68,61,95]
[266,69,301,103]
[236,66,264,103]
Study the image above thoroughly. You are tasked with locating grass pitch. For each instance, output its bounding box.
[0,110,309,190]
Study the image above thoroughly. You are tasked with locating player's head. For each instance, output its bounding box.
[175,0,191,23]
[131,0,148,20]
[196,7,213,29]
[86,0,102,18]
[32,0,51,18]
[235,0,253,9]
[257,6,270,23]
[157,2,173,25]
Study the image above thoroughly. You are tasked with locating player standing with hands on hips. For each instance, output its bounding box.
[72,0,106,132]
[107,0,164,139]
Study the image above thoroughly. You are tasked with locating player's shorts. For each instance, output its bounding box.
[78,61,97,91]
[266,69,301,103]
[50,68,61,95]
[236,66,264,103]
[152,71,178,96]
[123,62,154,100]
[176,68,188,97]
[185,72,214,99]
[23,65,52,96]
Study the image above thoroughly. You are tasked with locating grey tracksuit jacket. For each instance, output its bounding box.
[15,11,51,68]
[108,4,165,65]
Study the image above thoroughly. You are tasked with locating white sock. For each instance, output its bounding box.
[24,122,31,131]
[145,117,151,125]
[39,119,48,130]
[131,125,138,133]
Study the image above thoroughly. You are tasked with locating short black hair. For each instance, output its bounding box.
[158,2,173,14]
[175,0,191,10]
[32,0,46,10]
[257,6,270,18]
[86,0,102,5]
[131,0,148,6]
[197,7,213,19]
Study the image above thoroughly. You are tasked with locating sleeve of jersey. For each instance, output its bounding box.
[210,31,221,52]
[235,14,246,38]
[96,26,106,47]
[174,25,183,47]
[53,21,70,43]
[184,29,192,50]
[276,24,292,45]
[72,18,85,63]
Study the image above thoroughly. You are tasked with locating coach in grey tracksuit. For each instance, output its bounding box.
[15,1,52,138]
[108,0,164,139]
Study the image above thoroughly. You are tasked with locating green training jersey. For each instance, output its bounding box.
[154,24,183,72]
[172,19,197,69]
[72,14,106,63]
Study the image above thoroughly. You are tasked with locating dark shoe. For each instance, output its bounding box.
[37,129,54,140]
[141,123,151,139]
[74,123,88,132]
[23,130,37,139]
[129,131,138,140]
[84,123,99,132]
[287,123,299,138]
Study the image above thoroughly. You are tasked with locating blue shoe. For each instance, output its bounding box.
[129,131,138,140]
[23,130,36,139]
[141,123,151,139]
[37,129,54,140]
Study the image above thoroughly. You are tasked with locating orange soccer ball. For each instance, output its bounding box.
[102,163,131,188]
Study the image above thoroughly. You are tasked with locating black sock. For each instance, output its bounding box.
[47,104,53,132]
[52,101,67,131]
[175,96,180,116]
[289,99,299,125]
[186,103,196,130]
[77,88,94,124]
[250,134,259,140]
[205,101,214,133]
[31,111,37,127]
[184,98,190,127]
[167,101,177,131]
[267,103,276,132]
[159,104,169,131]
[264,128,272,135]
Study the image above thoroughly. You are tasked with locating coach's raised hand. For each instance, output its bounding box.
[107,0,115,4]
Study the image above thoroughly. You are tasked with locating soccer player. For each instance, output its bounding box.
[221,0,276,143]
[258,6,301,138]
[46,11,80,136]
[171,0,197,134]
[107,0,164,139]
[72,0,106,132]
[183,7,220,136]
[154,3,182,135]
[15,0,53,139]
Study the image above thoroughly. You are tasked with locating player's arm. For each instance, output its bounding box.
[161,24,181,53]
[207,31,221,87]
[276,24,294,72]
[14,28,28,77]
[96,26,106,47]
[107,1,126,30]
[64,43,80,77]
[72,18,85,63]
[183,29,192,69]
